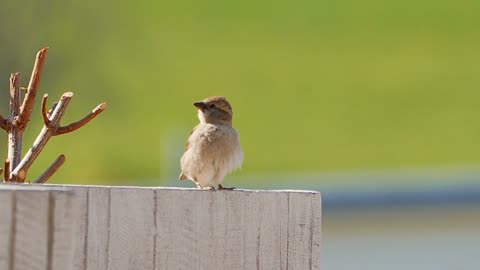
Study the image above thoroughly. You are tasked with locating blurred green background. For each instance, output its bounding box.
[0,0,479,186]
[2,1,480,269]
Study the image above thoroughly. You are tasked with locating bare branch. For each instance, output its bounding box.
[8,72,23,170]
[55,102,108,135]
[11,92,73,182]
[49,92,73,126]
[3,48,108,183]
[34,154,66,184]
[15,48,48,130]
[4,159,10,182]
[41,94,52,127]
[0,168,3,178]
[9,72,21,116]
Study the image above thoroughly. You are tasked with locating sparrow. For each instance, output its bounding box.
[179,96,244,190]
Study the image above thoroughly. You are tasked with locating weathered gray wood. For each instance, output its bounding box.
[108,188,155,270]
[0,185,79,270]
[14,190,49,270]
[0,191,13,269]
[310,194,322,270]
[155,188,319,270]
[287,192,322,269]
[71,187,88,270]
[86,187,110,270]
[51,191,79,270]
[246,191,289,270]
[0,185,321,270]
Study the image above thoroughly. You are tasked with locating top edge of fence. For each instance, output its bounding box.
[0,183,73,192]
[37,183,320,194]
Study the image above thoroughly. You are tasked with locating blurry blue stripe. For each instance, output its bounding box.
[322,183,480,212]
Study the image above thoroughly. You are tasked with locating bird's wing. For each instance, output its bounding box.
[178,125,199,180]
[183,124,199,151]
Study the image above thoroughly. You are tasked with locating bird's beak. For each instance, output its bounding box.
[193,101,207,111]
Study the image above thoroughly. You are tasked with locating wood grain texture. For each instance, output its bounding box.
[70,187,88,270]
[0,185,321,270]
[51,191,79,270]
[287,192,322,270]
[0,191,13,269]
[86,187,110,270]
[0,185,79,270]
[14,190,49,270]
[155,189,320,270]
[108,188,155,270]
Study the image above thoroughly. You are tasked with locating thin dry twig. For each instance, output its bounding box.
[15,48,48,130]
[41,94,52,127]
[11,92,73,182]
[8,72,23,172]
[3,48,107,183]
[4,159,10,182]
[34,154,66,184]
[55,102,108,135]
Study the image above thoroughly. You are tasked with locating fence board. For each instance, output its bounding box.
[52,191,78,270]
[0,191,13,269]
[0,185,321,270]
[86,187,110,270]
[287,192,321,270]
[14,190,49,270]
[108,188,155,270]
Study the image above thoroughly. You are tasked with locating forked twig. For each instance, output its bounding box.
[41,94,52,127]
[11,92,72,182]
[11,92,107,182]
[3,47,107,183]
[55,102,108,135]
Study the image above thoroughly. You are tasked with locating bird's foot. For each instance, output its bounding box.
[193,178,215,191]
[196,184,216,191]
[218,184,235,191]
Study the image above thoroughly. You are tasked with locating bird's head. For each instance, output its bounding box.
[194,96,233,125]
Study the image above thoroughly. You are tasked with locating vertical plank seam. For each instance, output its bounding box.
[83,188,90,270]
[256,225,261,270]
[285,193,290,270]
[8,191,17,270]
[256,213,261,270]
[279,195,283,270]
[309,195,314,270]
[242,195,247,270]
[46,192,55,270]
[105,189,111,270]
[279,209,282,270]
[153,190,157,270]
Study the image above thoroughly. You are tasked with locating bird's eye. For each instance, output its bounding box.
[208,104,216,109]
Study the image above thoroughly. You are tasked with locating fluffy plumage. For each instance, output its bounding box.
[179,96,243,190]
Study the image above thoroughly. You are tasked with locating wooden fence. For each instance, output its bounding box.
[0,184,321,270]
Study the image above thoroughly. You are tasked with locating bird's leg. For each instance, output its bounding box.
[218,184,235,191]
[193,178,216,191]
